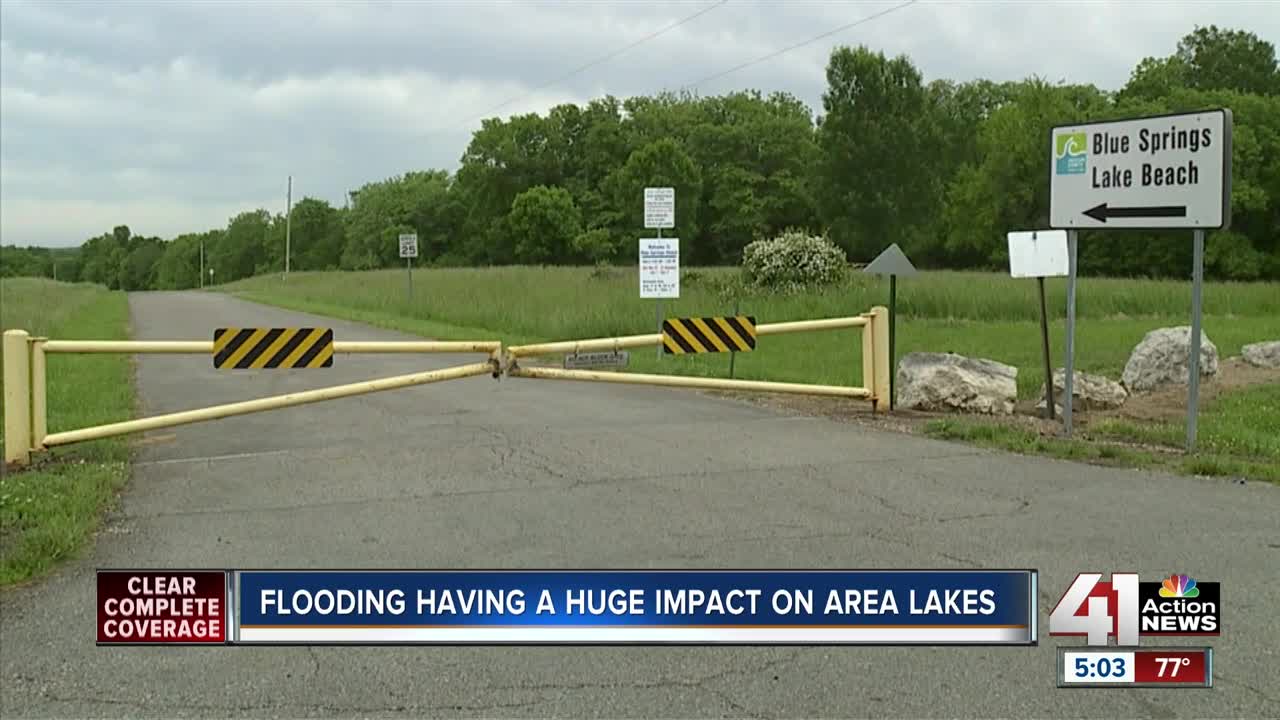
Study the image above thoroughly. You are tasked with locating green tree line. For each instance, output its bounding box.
[4,25,1277,287]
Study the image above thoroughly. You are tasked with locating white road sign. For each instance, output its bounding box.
[399,233,419,258]
[1007,230,1068,278]
[644,187,675,229]
[639,238,679,299]
[1049,109,1231,230]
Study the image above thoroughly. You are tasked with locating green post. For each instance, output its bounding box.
[889,274,897,411]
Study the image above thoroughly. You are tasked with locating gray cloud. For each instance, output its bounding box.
[2,0,1276,246]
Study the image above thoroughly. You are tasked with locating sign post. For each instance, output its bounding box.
[863,244,917,410]
[1049,109,1231,447]
[399,233,419,303]
[1007,229,1069,419]
[643,188,676,359]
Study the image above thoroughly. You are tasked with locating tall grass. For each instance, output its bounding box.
[227,267,1279,398]
[0,278,133,586]
[229,266,1279,338]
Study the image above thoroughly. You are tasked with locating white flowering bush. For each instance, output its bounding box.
[741,229,847,291]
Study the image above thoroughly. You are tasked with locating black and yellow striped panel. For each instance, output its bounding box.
[213,328,334,369]
[662,316,756,354]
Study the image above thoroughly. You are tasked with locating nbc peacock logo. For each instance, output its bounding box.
[1159,574,1200,598]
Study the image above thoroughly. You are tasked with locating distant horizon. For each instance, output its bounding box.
[3,1,1276,248]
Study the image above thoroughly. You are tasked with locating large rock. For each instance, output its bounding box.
[897,352,1017,415]
[1242,341,1280,369]
[1122,327,1219,393]
[1036,369,1127,413]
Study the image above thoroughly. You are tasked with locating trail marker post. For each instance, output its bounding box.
[1049,109,1232,448]
[863,243,917,410]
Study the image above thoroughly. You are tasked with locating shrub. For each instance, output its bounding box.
[572,228,615,264]
[741,229,847,291]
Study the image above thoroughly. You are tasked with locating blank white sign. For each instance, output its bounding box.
[1007,230,1068,278]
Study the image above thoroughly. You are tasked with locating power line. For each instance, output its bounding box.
[463,0,729,125]
[678,0,920,91]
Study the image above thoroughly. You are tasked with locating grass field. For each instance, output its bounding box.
[227,267,1278,397]
[227,266,1279,483]
[925,381,1280,484]
[0,279,133,586]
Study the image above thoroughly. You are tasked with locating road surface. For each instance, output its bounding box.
[2,291,1276,718]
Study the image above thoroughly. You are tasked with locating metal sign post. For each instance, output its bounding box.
[863,244,917,410]
[655,227,663,360]
[1037,277,1054,419]
[284,175,292,278]
[399,233,419,304]
[1049,109,1232,447]
[1007,229,1069,419]
[642,187,676,360]
[1063,230,1078,436]
[1188,229,1205,450]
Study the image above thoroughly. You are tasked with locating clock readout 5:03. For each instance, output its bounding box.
[1063,651,1134,684]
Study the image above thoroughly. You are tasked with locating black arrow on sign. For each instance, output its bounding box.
[1083,203,1187,223]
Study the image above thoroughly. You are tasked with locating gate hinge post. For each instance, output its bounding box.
[3,329,32,466]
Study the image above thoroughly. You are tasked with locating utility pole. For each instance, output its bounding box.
[285,175,292,277]
[200,238,205,289]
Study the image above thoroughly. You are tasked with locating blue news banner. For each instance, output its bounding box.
[229,570,1037,645]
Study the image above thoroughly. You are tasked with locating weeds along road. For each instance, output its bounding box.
[2,291,1277,718]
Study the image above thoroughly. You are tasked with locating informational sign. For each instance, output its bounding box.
[644,187,675,229]
[639,238,679,299]
[1007,230,1069,278]
[563,351,630,370]
[398,233,419,258]
[1049,109,1232,229]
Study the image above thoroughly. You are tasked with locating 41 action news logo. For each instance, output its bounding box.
[1049,573,1220,645]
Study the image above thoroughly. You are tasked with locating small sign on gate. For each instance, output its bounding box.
[563,351,630,370]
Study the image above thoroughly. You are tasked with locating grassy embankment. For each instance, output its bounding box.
[225,267,1279,482]
[0,279,133,586]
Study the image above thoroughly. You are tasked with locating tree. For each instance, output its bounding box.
[285,198,345,270]
[506,186,583,264]
[121,236,164,290]
[155,234,203,289]
[942,80,1108,268]
[1176,26,1279,96]
[213,210,270,282]
[605,138,703,262]
[816,46,939,261]
[343,171,451,268]
[1119,56,1190,102]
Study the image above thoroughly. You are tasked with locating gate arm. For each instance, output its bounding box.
[42,361,496,448]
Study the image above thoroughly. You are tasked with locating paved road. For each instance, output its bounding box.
[3,291,1277,718]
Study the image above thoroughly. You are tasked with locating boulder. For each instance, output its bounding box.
[1241,341,1280,369]
[897,352,1017,415]
[1036,369,1127,414]
[1121,327,1219,393]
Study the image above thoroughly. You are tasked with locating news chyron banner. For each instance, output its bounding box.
[98,569,1037,645]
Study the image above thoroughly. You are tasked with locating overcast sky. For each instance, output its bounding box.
[2,0,1276,247]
